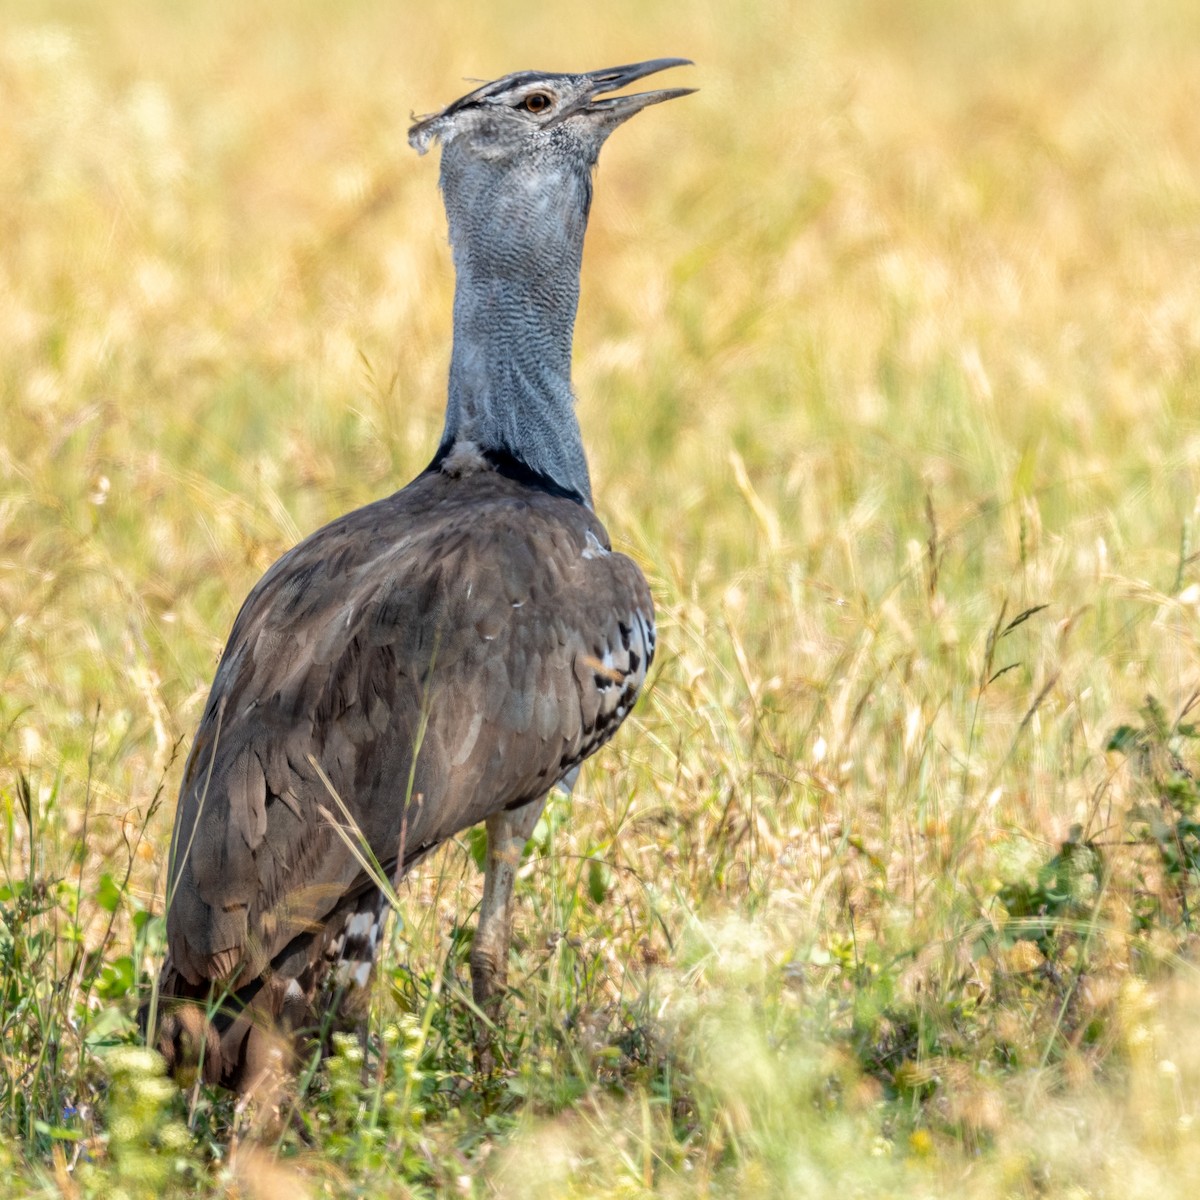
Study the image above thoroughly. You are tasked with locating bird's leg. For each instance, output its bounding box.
[471,794,546,1072]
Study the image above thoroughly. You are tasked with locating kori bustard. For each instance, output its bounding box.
[154,58,693,1091]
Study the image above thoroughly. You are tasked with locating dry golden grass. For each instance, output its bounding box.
[3,0,1200,1195]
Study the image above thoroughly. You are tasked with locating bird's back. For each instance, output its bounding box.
[163,463,654,998]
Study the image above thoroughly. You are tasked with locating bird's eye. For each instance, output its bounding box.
[521,92,553,114]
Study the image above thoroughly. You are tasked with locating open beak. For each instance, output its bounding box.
[410,59,695,152]
[560,57,696,125]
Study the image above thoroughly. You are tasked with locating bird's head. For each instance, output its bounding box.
[409,60,693,260]
[409,58,694,165]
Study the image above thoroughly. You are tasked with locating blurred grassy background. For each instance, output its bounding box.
[3,0,1200,1195]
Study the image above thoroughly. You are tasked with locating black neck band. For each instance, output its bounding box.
[422,441,587,507]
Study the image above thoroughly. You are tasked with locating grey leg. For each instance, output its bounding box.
[470,794,546,1069]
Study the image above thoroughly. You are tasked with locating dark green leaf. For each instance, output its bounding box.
[465,825,488,872]
[1106,725,1142,754]
[587,859,611,905]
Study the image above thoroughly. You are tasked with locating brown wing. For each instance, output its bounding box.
[164,468,654,988]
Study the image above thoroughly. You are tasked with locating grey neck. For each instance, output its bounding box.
[435,150,594,507]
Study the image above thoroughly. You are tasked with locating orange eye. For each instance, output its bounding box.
[522,92,552,114]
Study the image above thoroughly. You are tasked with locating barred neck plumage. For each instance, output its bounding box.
[435,148,594,508]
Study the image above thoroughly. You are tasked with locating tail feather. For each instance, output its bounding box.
[149,888,392,1093]
[326,889,389,992]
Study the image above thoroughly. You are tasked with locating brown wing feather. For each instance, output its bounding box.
[164,467,653,991]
